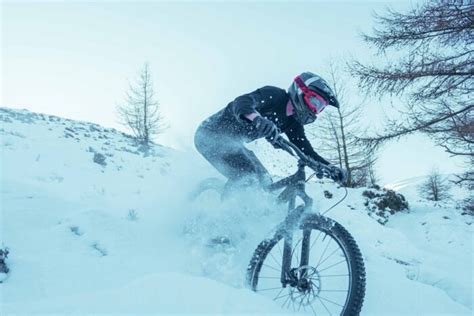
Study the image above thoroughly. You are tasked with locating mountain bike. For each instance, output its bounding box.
[246,137,366,315]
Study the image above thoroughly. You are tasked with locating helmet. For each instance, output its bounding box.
[288,72,340,125]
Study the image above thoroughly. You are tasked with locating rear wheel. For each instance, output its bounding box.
[188,177,225,201]
[247,215,365,315]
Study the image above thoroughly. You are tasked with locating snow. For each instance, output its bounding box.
[385,187,473,310]
[4,273,285,314]
[0,107,472,315]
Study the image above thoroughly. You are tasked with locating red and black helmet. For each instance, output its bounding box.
[288,72,339,125]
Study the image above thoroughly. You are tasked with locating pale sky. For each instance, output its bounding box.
[1,0,466,184]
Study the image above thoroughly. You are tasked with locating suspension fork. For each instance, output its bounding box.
[280,198,312,284]
[281,194,296,286]
[300,229,311,279]
[280,161,312,285]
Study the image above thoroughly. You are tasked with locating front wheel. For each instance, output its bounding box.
[247,215,366,315]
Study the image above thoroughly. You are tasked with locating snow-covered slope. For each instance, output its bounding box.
[0,108,472,315]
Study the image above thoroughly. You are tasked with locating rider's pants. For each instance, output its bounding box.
[194,125,272,187]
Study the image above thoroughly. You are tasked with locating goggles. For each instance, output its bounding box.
[294,76,329,114]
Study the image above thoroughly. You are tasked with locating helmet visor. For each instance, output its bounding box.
[304,91,328,114]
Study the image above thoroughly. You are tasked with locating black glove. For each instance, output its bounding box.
[266,134,283,149]
[327,165,348,184]
[253,116,278,139]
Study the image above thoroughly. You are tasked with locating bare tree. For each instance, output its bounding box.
[418,168,451,201]
[117,63,165,146]
[309,61,378,187]
[349,1,473,186]
[367,160,380,188]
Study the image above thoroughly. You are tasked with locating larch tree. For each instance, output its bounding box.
[418,168,451,202]
[117,63,165,146]
[309,61,378,188]
[349,1,473,188]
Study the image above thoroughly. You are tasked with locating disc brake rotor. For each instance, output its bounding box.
[288,266,321,306]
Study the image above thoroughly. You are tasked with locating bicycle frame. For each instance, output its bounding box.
[247,138,364,314]
[267,159,315,287]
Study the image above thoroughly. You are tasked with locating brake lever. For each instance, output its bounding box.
[308,161,332,180]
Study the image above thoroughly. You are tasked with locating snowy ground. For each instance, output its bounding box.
[0,108,472,315]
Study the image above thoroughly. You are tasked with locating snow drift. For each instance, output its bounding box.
[0,108,472,315]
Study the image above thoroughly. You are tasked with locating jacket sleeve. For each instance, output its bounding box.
[285,121,331,165]
[228,89,261,120]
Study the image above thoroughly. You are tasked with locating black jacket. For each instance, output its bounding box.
[200,85,330,165]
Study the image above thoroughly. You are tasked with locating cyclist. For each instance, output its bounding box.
[194,72,347,191]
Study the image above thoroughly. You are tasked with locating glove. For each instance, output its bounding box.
[266,132,283,149]
[267,137,283,149]
[327,165,348,184]
[253,116,278,139]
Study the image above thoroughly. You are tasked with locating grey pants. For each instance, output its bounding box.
[194,125,272,187]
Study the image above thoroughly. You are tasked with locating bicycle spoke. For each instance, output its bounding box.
[310,302,318,316]
[272,287,285,301]
[291,291,304,312]
[318,258,347,273]
[316,247,341,269]
[257,286,284,292]
[318,295,345,308]
[262,263,280,273]
[317,296,332,315]
[320,289,348,292]
[310,281,317,294]
[315,234,332,268]
[300,293,311,312]
[269,251,282,268]
[288,289,297,310]
[310,231,323,251]
[258,276,281,279]
[282,290,292,308]
[295,245,300,266]
[273,289,290,301]
[292,291,305,300]
[274,293,293,302]
[318,274,349,278]
[298,296,304,312]
[290,237,302,265]
[306,268,318,278]
[298,299,306,312]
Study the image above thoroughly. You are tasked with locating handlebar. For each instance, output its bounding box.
[273,136,333,180]
[269,136,349,213]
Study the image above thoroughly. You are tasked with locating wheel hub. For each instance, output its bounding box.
[287,266,321,305]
